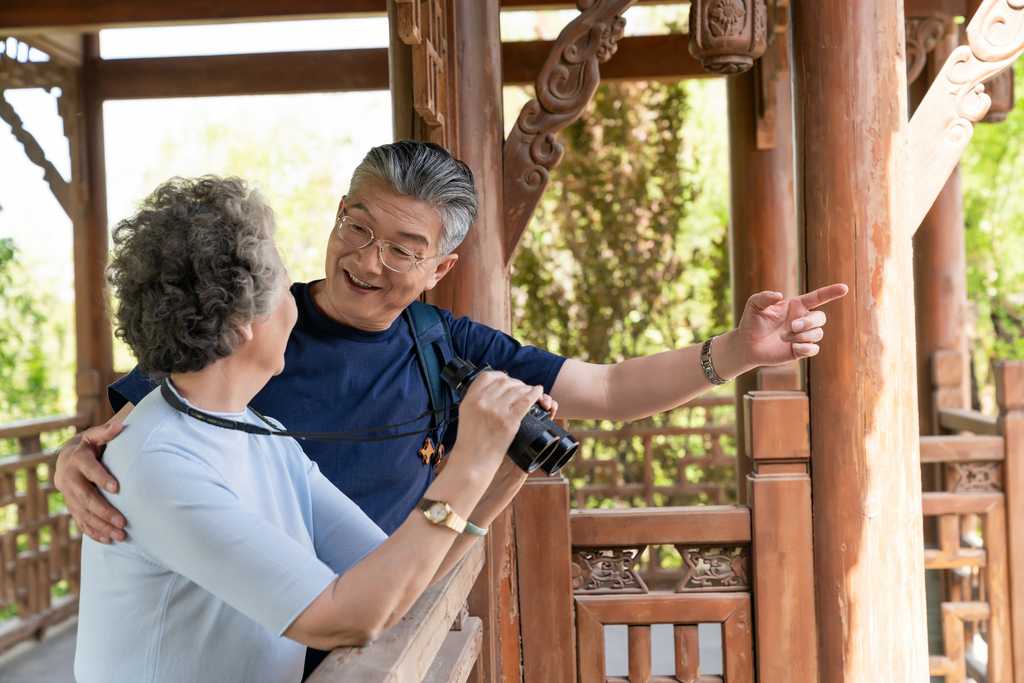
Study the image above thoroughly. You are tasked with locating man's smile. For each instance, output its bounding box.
[345,269,382,291]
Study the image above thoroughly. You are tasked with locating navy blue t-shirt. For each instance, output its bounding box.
[108,280,566,534]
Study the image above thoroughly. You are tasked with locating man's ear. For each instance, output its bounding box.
[336,196,345,216]
[422,254,458,291]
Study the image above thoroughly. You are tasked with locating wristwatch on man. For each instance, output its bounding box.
[415,498,488,536]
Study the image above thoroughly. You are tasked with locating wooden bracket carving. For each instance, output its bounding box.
[394,0,450,147]
[753,0,788,149]
[980,64,1015,122]
[502,0,636,266]
[0,94,70,216]
[905,16,950,86]
[909,0,1024,233]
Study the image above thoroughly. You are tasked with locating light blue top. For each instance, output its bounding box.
[74,383,387,683]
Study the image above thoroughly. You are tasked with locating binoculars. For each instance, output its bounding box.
[441,358,579,475]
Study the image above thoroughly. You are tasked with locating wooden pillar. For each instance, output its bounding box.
[74,34,113,425]
[790,1,929,680]
[727,68,798,504]
[423,2,517,682]
[912,25,969,434]
[387,0,418,142]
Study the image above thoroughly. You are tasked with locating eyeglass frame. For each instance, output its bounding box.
[334,212,445,274]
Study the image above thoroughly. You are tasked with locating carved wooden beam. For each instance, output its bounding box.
[908,0,1024,233]
[905,16,950,86]
[0,46,74,217]
[502,0,636,265]
[395,0,451,148]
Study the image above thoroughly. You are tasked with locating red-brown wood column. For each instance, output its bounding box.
[727,69,797,504]
[790,1,929,680]
[912,25,969,434]
[74,34,114,425]
[424,3,517,683]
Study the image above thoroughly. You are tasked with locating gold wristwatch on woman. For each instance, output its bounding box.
[415,498,488,536]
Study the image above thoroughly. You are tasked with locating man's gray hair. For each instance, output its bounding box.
[349,141,478,255]
[107,176,281,378]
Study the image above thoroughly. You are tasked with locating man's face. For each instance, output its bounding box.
[313,177,458,331]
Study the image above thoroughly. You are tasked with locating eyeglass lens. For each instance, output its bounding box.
[338,217,416,273]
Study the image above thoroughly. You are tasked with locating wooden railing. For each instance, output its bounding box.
[0,411,90,654]
[564,395,737,509]
[511,390,817,682]
[308,540,486,683]
[924,359,1024,683]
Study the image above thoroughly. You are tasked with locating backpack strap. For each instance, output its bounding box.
[404,301,454,436]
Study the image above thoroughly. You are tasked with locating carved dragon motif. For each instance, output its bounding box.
[502,0,636,264]
[909,0,1024,231]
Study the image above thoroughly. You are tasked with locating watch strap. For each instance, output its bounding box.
[700,336,728,386]
[416,498,468,534]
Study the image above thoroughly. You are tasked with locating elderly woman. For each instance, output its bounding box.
[74,176,541,683]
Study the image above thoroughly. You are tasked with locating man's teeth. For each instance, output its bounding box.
[348,271,378,289]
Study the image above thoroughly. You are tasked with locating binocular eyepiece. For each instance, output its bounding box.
[441,358,579,476]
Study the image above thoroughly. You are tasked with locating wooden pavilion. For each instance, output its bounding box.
[1,0,1024,681]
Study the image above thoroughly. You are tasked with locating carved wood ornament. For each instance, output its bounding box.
[905,16,950,86]
[395,0,450,148]
[0,40,76,217]
[502,0,636,265]
[980,65,1015,122]
[687,0,767,75]
[676,546,750,592]
[909,0,1024,232]
[571,546,649,594]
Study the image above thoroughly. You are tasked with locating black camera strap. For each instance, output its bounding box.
[159,380,459,443]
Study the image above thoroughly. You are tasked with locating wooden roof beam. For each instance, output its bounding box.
[1,0,682,33]
[93,34,708,100]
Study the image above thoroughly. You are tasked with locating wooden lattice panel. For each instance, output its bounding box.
[0,414,88,653]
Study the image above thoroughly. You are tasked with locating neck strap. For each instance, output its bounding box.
[159,380,457,443]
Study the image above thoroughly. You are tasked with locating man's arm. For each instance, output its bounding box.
[53,403,133,543]
[549,285,848,420]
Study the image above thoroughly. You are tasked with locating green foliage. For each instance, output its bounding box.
[510,79,735,507]
[0,238,69,425]
[511,79,732,364]
[960,57,1024,405]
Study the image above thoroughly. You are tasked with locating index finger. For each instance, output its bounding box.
[797,283,849,310]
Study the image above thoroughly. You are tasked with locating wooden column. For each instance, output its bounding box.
[727,68,798,504]
[74,33,113,425]
[424,3,516,682]
[790,1,929,680]
[387,0,417,142]
[912,24,969,434]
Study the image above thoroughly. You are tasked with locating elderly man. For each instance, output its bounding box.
[57,140,845,671]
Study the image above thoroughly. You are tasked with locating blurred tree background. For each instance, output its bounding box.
[509,78,738,508]
[959,63,1024,412]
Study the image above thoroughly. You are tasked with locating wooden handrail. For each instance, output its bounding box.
[938,408,1000,436]
[570,505,751,547]
[920,434,1005,463]
[0,411,90,440]
[307,540,485,683]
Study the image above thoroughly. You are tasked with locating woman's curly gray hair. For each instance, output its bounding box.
[107,176,281,378]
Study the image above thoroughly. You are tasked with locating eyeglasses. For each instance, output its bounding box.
[335,213,443,274]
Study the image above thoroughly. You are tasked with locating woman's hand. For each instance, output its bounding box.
[735,283,849,367]
[447,372,545,476]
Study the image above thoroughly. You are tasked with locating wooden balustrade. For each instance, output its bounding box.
[0,411,90,654]
[925,359,1024,683]
[565,395,737,509]
[503,390,816,683]
[308,540,485,683]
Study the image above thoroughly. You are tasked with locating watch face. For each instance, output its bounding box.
[428,502,449,523]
